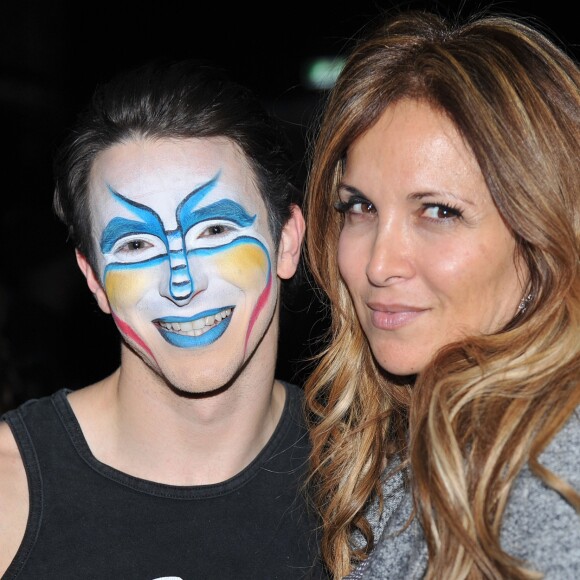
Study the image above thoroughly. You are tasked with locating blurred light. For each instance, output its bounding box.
[302,56,346,90]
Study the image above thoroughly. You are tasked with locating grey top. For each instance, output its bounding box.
[345,408,580,579]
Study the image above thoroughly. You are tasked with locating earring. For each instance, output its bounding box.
[518,293,533,314]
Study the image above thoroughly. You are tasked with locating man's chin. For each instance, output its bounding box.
[167,381,235,399]
[156,362,244,399]
[123,337,248,397]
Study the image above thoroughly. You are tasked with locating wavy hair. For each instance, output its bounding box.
[303,9,580,578]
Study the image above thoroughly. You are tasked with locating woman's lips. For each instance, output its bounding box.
[368,303,426,330]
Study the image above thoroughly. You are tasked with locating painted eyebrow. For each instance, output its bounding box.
[100,187,165,253]
[100,174,225,252]
[176,173,221,218]
[179,199,256,234]
[176,172,256,231]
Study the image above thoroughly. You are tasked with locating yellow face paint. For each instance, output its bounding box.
[214,242,269,287]
[105,267,154,310]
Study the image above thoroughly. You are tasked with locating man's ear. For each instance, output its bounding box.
[276,204,305,280]
[75,249,111,314]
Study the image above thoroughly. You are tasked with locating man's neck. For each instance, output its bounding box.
[68,333,286,486]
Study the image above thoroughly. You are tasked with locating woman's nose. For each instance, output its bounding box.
[365,222,414,286]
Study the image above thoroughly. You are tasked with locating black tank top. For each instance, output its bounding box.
[2,383,326,579]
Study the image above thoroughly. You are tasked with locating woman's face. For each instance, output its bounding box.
[337,99,527,376]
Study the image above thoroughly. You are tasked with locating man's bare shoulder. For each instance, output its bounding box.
[0,420,27,491]
[0,421,29,575]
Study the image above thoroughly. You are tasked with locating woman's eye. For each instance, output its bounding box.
[335,198,376,215]
[351,201,375,214]
[422,204,462,220]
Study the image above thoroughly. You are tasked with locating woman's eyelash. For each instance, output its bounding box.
[421,202,463,219]
[334,196,373,213]
[334,198,463,220]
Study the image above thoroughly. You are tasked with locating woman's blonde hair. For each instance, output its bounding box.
[304,9,580,579]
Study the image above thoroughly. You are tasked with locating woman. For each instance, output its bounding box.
[303,8,580,579]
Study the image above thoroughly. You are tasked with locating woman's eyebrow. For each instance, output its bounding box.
[337,183,364,197]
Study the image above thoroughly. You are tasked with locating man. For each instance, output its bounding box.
[0,60,324,579]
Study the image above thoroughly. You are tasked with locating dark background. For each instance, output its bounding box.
[1,0,577,411]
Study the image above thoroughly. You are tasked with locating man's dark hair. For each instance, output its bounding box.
[53,59,299,270]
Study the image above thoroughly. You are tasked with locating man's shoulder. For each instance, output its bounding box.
[0,421,29,576]
[278,380,308,406]
[1,388,68,425]
[0,421,26,494]
[279,380,304,398]
[0,395,46,522]
[0,421,21,466]
[278,380,307,421]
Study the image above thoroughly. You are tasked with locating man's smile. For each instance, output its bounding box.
[154,307,235,348]
[155,307,234,337]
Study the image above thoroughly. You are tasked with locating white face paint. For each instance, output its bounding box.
[337,99,527,376]
[88,136,279,392]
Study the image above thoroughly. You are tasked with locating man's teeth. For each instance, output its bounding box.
[159,308,232,337]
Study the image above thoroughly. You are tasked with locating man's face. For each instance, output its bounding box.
[86,136,280,393]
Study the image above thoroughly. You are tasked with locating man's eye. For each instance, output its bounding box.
[199,224,233,237]
[118,239,153,252]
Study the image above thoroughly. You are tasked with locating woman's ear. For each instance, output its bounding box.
[75,249,111,314]
[276,204,305,280]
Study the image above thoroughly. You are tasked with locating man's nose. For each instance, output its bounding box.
[160,233,207,304]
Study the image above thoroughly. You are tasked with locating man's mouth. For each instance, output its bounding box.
[156,307,233,337]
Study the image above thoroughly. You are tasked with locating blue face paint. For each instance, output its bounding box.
[99,170,267,351]
[100,188,167,254]
[155,306,235,349]
[180,199,256,232]
[100,173,257,302]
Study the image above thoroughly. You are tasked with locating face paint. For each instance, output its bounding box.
[210,237,272,354]
[88,137,279,392]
